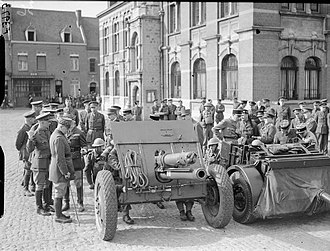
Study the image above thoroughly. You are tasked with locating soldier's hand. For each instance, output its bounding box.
[81,148,87,155]
[64,172,71,180]
[26,130,34,139]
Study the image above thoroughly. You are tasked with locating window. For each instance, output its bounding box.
[37,56,46,71]
[114,70,120,96]
[18,55,28,71]
[169,2,181,33]
[70,80,80,97]
[123,18,129,48]
[104,26,109,55]
[220,2,238,18]
[281,56,298,100]
[25,24,36,41]
[221,54,238,100]
[281,3,290,10]
[64,33,71,42]
[171,62,181,98]
[191,2,206,27]
[296,3,305,12]
[105,72,109,95]
[28,31,35,41]
[192,59,206,99]
[89,58,96,72]
[70,56,79,71]
[131,32,139,71]
[310,3,319,12]
[304,57,320,99]
[113,22,119,52]
[60,26,72,43]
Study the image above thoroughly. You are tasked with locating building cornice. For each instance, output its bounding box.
[10,40,87,46]
[203,34,221,41]
[235,26,284,34]
[97,1,127,19]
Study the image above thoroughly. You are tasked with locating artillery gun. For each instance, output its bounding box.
[94,120,233,241]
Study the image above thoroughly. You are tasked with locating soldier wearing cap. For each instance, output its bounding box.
[26,112,53,216]
[253,111,277,144]
[132,101,143,121]
[262,98,275,114]
[111,105,124,121]
[49,117,75,223]
[237,109,259,145]
[273,120,298,144]
[104,107,120,147]
[290,108,305,130]
[256,110,265,128]
[200,102,215,152]
[247,101,258,122]
[212,109,242,143]
[237,100,247,110]
[150,99,160,115]
[158,99,169,120]
[122,108,134,121]
[61,113,87,212]
[232,97,240,109]
[85,101,105,148]
[296,123,318,149]
[79,100,91,134]
[150,114,160,121]
[312,100,320,118]
[275,96,291,131]
[15,110,36,196]
[175,100,186,120]
[41,109,58,133]
[31,100,43,117]
[214,99,225,124]
[63,97,79,126]
[167,99,177,120]
[314,102,329,153]
[298,101,307,110]
[302,107,317,136]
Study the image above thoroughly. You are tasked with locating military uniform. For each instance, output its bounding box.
[259,122,277,144]
[237,119,258,144]
[132,105,142,121]
[273,129,298,144]
[84,149,105,187]
[79,109,90,134]
[167,103,177,120]
[314,109,329,153]
[215,103,225,124]
[85,111,105,145]
[275,105,291,131]
[305,117,317,136]
[299,131,318,147]
[201,107,214,151]
[151,104,160,115]
[159,103,169,120]
[212,118,240,142]
[290,116,305,130]
[175,104,186,120]
[63,106,79,126]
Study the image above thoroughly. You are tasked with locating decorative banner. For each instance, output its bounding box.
[1,2,11,36]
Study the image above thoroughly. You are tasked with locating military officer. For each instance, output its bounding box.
[256,110,265,134]
[104,107,120,147]
[296,123,318,149]
[214,99,225,124]
[275,96,291,131]
[290,108,305,129]
[61,113,88,212]
[41,108,58,133]
[237,109,258,145]
[302,107,317,136]
[237,100,247,110]
[273,120,298,144]
[150,99,160,115]
[175,100,186,120]
[262,98,275,114]
[111,105,124,121]
[15,110,36,196]
[253,111,277,144]
[199,97,206,122]
[26,112,53,216]
[314,103,329,153]
[298,101,307,110]
[312,100,321,118]
[79,100,91,134]
[31,100,43,117]
[232,97,240,109]
[200,102,215,153]
[132,101,143,121]
[158,99,169,120]
[167,99,177,120]
[63,97,79,126]
[49,117,75,223]
[85,101,105,148]
[122,108,134,121]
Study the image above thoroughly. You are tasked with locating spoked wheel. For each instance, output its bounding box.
[94,170,118,241]
[202,164,234,228]
[232,174,256,224]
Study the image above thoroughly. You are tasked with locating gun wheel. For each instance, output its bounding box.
[94,170,118,241]
[202,164,234,228]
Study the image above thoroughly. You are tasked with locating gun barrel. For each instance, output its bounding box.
[161,152,198,167]
[319,191,330,205]
[158,168,207,181]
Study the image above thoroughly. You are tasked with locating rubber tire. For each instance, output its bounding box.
[202,164,234,228]
[232,174,256,224]
[94,170,118,241]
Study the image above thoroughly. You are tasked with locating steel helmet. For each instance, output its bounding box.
[251,139,263,147]
[92,138,105,147]
[207,137,220,147]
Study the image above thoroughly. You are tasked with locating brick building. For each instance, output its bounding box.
[4,7,100,107]
[98,2,330,120]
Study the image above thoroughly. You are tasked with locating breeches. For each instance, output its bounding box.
[54,181,69,199]
[33,170,50,191]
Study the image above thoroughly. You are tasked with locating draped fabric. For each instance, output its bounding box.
[304,57,320,99]
[281,57,297,100]
[222,54,238,100]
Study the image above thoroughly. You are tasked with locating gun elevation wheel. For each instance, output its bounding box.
[94,170,118,241]
[202,164,234,228]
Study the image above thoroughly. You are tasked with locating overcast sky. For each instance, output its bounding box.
[5,0,108,17]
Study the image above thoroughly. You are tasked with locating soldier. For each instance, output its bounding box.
[302,107,317,136]
[104,107,120,147]
[62,113,88,212]
[158,99,169,120]
[167,99,177,120]
[273,120,298,144]
[204,137,221,165]
[290,108,305,129]
[255,110,265,136]
[296,123,318,149]
[150,99,160,115]
[262,98,275,114]
[79,100,91,134]
[63,97,79,126]
[212,109,242,143]
[248,101,258,125]
[237,109,258,145]
[298,101,307,110]
[200,102,214,153]
[208,99,215,118]
[132,101,143,121]
[214,99,225,124]
[15,110,36,196]
[122,108,134,121]
[275,96,291,131]
[111,105,124,121]
[314,103,329,153]
[237,100,247,110]
[49,117,75,223]
[84,138,106,189]
[199,97,207,122]
[232,97,240,109]
[31,100,43,117]
[85,101,105,148]
[26,112,53,216]
[175,100,186,120]
[312,100,321,118]
[253,111,277,144]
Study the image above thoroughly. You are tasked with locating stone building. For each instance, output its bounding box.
[99,2,330,120]
[4,7,100,107]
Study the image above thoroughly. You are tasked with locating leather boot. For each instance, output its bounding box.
[186,210,195,221]
[54,198,72,223]
[23,172,33,197]
[48,182,54,205]
[123,214,134,224]
[77,187,85,212]
[43,188,55,212]
[179,210,187,221]
[30,173,36,192]
[36,190,51,216]
[62,187,70,211]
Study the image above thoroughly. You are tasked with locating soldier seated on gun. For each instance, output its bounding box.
[296,123,318,151]
[83,138,106,190]
[273,120,299,144]
[204,137,222,165]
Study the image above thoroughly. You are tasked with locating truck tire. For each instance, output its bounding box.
[202,164,234,228]
[94,170,118,241]
[232,175,256,224]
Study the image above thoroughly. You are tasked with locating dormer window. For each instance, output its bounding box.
[25,23,36,41]
[61,25,72,43]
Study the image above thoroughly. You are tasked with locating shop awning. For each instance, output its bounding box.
[12,74,55,79]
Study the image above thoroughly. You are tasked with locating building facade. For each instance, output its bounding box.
[98,2,330,120]
[4,7,100,107]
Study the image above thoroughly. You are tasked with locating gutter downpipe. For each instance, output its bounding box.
[159,2,165,100]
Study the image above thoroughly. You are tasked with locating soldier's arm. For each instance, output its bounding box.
[79,131,88,149]
[212,121,226,140]
[108,149,120,170]
[15,128,27,151]
[75,110,79,125]
[85,114,89,131]
[261,126,277,144]
[102,114,105,132]
[54,137,69,175]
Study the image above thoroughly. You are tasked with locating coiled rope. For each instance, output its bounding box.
[124,149,149,189]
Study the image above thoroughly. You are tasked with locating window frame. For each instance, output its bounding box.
[114,70,120,96]
[191,2,206,27]
[18,55,28,71]
[113,21,119,53]
[36,55,46,71]
[280,56,298,100]
[170,62,181,98]
[221,54,238,100]
[192,58,206,99]
[89,58,96,73]
[70,56,80,71]
[304,57,320,100]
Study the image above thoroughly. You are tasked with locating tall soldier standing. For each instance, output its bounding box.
[79,100,91,134]
[85,101,105,148]
[167,99,177,120]
[214,99,225,124]
[63,97,79,126]
[49,117,75,223]
[104,108,120,147]
[26,112,53,216]
[275,96,291,131]
[30,100,43,117]
[132,101,143,121]
[315,103,329,153]
[175,100,186,120]
[201,102,215,153]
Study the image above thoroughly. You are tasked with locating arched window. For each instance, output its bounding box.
[131,32,139,71]
[221,54,238,100]
[192,58,206,99]
[281,56,298,100]
[105,72,109,95]
[114,70,120,96]
[171,62,181,98]
[304,57,320,99]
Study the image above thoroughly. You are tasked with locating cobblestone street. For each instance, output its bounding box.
[1,109,330,251]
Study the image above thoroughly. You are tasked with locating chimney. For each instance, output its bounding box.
[76,10,82,27]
